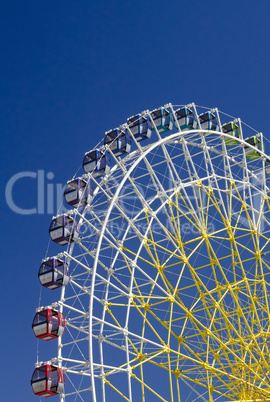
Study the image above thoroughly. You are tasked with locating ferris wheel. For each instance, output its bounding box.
[31,103,270,401]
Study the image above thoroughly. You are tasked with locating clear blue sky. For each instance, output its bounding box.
[1,0,270,400]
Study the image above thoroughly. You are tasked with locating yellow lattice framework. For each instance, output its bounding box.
[101,180,270,401]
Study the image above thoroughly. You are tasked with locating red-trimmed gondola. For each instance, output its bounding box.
[32,308,65,340]
[31,364,64,397]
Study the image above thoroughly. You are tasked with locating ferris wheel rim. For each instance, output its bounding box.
[33,103,270,401]
[79,127,268,401]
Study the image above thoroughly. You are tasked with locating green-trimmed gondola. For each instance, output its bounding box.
[244,136,263,160]
[222,121,240,146]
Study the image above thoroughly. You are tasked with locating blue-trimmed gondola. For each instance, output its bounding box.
[104,128,131,156]
[49,214,79,245]
[38,257,70,289]
[83,149,110,177]
[174,106,196,131]
[127,114,152,141]
[199,111,218,132]
[151,107,173,134]
[64,178,93,208]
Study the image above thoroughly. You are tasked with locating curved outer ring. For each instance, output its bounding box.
[88,128,268,401]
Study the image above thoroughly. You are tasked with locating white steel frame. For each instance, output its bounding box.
[36,103,270,402]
